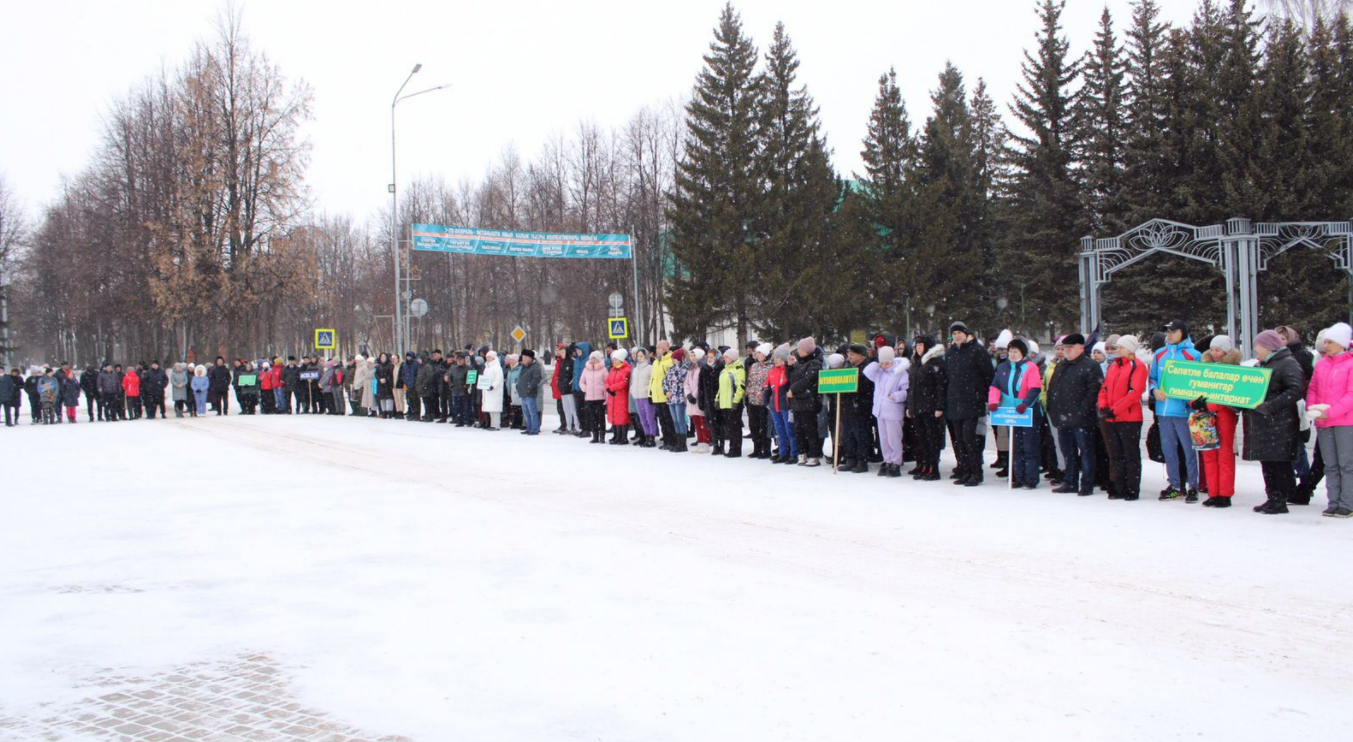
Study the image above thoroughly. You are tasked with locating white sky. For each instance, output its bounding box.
[0,0,1205,224]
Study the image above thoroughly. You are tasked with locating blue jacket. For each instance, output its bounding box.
[570,342,592,390]
[1149,338,1199,418]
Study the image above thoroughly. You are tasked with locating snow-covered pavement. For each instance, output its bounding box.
[2,413,1350,741]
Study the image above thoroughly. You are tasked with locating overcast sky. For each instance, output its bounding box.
[1,0,1207,225]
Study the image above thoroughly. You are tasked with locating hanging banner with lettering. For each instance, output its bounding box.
[411,224,632,259]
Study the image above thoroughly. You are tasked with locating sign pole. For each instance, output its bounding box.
[1008,424,1014,491]
[833,392,842,474]
[629,226,642,347]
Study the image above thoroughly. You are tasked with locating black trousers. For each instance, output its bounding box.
[949,417,982,481]
[794,409,822,459]
[85,394,96,420]
[1104,422,1142,497]
[723,408,744,455]
[656,401,676,446]
[144,395,164,419]
[585,400,606,439]
[422,392,440,420]
[405,391,421,420]
[843,413,872,461]
[1260,460,1296,502]
[916,414,945,470]
[100,392,120,420]
[747,404,769,454]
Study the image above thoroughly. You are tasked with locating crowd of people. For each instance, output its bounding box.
[4,318,1351,519]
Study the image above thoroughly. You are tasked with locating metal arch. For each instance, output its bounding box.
[1079,217,1353,358]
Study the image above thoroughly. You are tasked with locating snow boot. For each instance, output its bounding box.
[1254,498,1289,514]
[884,464,901,478]
[989,452,1008,470]
[852,459,869,474]
[797,454,808,466]
[1184,488,1199,504]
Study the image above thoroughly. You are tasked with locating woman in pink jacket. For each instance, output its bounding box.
[579,350,609,444]
[987,339,1044,489]
[1307,322,1353,518]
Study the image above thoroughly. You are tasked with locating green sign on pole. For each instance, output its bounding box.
[1159,360,1272,409]
[466,370,479,386]
[818,368,859,394]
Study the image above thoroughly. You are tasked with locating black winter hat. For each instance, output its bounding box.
[521,349,535,359]
[950,321,970,335]
[847,344,869,356]
[1062,333,1086,346]
[1008,339,1029,357]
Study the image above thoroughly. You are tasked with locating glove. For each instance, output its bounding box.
[687,394,697,404]
[1189,396,1208,412]
[987,402,999,413]
[607,389,615,396]
[1098,406,1112,419]
[1016,404,1028,414]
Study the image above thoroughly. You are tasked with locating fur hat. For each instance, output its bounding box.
[1210,335,1234,353]
[877,346,896,364]
[521,349,535,359]
[589,350,604,363]
[1116,336,1139,354]
[847,344,868,357]
[1008,338,1029,357]
[826,353,845,369]
[1326,323,1353,350]
[1255,330,1285,352]
[994,329,1013,350]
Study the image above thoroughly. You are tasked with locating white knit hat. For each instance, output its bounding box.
[1210,335,1234,353]
[995,329,1013,350]
[877,346,896,364]
[755,343,771,357]
[611,350,626,362]
[691,348,706,362]
[722,347,738,360]
[1092,342,1107,356]
[826,353,845,369]
[1326,322,1353,350]
[1116,336,1139,354]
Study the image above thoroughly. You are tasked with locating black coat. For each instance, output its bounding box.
[415,360,440,397]
[698,359,721,418]
[1046,352,1103,430]
[788,347,823,413]
[516,361,543,399]
[944,341,994,420]
[141,367,169,399]
[0,373,20,405]
[79,369,98,396]
[848,360,875,420]
[208,365,232,393]
[1243,347,1305,462]
[446,363,470,397]
[557,349,576,395]
[375,362,395,401]
[61,376,82,406]
[910,349,948,416]
[1287,340,1314,387]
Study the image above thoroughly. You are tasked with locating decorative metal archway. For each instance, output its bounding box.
[1078,217,1353,356]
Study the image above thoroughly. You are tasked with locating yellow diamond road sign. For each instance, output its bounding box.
[511,326,526,343]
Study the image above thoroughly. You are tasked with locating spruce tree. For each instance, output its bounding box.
[1002,0,1083,330]
[1077,8,1129,234]
[751,22,840,341]
[968,79,1007,329]
[666,2,761,341]
[857,68,918,332]
[1122,0,1170,223]
[1216,0,1266,219]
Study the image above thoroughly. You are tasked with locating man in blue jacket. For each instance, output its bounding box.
[1149,319,1201,501]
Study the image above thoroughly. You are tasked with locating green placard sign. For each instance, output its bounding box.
[236,374,257,386]
[1159,359,1272,409]
[818,368,859,394]
[466,369,479,386]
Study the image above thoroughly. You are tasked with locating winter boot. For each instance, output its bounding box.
[839,457,858,472]
[852,459,869,474]
[1255,497,1289,514]
[1184,488,1199,504]
[797,454,808,466]
[989,451,1007,470]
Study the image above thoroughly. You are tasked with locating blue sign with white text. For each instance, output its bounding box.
[411,224,632,259]
[990,405,1033,428]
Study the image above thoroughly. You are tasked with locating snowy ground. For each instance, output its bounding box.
[1,411,1350,742]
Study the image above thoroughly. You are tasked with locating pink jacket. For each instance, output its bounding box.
[987,360,1043,406]
[579,362,608,402]
[1307,351,1353,428]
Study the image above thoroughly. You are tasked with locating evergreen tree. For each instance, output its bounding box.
[1216,0,1267,219]
[1002,0,1083,330]
[1077,8,1129,234]
[666,2,761,341]
[751,22,841,341]
[1122,0,1170,223]
[857,68,919,332]
[968,79,1007,329]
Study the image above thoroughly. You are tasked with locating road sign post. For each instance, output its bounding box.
[608,317,629,340]
[314,328,336,351]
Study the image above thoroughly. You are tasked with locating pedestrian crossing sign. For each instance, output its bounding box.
[608,317,629,339]
[314,328,336,350]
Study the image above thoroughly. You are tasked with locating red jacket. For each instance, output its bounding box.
[260,368,275,391]
[550,357,563,400]
[122,370,141,397]
[605,364,632,425]
[1097,357,1147,422]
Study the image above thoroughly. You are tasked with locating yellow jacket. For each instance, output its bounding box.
[649,351,673,403]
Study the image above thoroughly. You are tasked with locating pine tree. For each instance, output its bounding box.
[913,63,985,331]
[856,68,918,332]
[1002,0,1083,330]
[1122,0,1170,223]
[751,22,841,341]
[968,79,1007,329]
[1077,8,1129,234]
[1216,0,1267,219]
[666,3,762,341]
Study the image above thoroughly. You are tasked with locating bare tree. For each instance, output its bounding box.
[1262,0,1353,30]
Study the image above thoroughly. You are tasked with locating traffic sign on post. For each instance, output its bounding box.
[408,298,428,318]
[314,328,336,350]
[608,317,629,340]
[511,326,526,343]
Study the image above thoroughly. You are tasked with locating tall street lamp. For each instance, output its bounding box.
[390,63,450,352]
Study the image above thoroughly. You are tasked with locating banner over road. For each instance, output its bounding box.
[411,224,632,259]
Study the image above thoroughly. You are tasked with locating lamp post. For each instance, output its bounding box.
[390,64,450,353]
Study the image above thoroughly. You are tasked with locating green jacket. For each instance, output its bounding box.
[716,358,746,409]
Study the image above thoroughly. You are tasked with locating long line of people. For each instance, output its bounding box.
[4,319,1351,518]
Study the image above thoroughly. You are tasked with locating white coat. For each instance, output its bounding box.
[479,360,505,414]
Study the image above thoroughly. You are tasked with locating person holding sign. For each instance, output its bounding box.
[1149,320,1201,501]
[1192,336,1242,508]
[988,339,1044,490]
[1245,331,1307,515]
[1306,322,1353,518]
